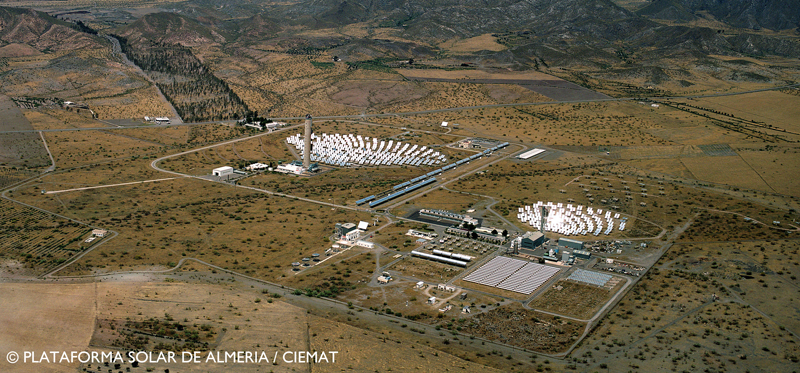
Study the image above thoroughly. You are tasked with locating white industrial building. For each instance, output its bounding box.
[356,240,374,249]
[518,148,546,159]
[212,166,234,177]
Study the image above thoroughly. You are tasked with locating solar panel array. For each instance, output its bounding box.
[390,142,509,190]
[368,177,436,207]
[286,133,447,167]
[517,202,627,237]
[464,256,560,295]
[567,269,612,287]
[496,263,560,294]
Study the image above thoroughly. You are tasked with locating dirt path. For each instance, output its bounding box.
[39,131,55,173]
[44,176,185,195]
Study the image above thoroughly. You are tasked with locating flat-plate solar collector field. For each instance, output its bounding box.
[464,256,560,294]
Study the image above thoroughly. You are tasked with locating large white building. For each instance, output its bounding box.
[212,166,234,177]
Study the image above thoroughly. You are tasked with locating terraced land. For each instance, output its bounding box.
[0,199,91,275]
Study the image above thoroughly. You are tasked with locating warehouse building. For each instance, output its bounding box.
[212,166,234,177]
[559,237,584,250]
[520,231,545,250]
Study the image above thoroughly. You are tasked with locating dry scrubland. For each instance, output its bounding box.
[212,50,551,117]
[1,45,171,121]
[573,239,800,372]
[450,159,795,241]
[41,130,163,169]
[530,279,625,320]
[309,314,505,373]
[373,102,675,147]
[16,176,371,280]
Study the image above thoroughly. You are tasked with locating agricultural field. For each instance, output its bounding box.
[0,199,92,275]
[0,167,37,189]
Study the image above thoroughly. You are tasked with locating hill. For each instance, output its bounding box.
[0,6,103,51]
[117,11,224,46]
[637,0,800,31]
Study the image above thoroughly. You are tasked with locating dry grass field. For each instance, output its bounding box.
[12,174,371,281]
[0,283,96,373]
[674,90,800,135]
[437,33,508,53]
[0,94,50,168]
[680,155,775,193]
[370,222,431,251]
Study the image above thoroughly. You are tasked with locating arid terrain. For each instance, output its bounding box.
[1,0,799,372]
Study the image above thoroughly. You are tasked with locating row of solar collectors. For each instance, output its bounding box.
[512,267,560,294]
[411,251,468,267]
[368,177,436,207]
[355,195,377,205]
[463,256,527,287]
[497,264,559,294]
[387,141,509,192]
[431,249,472,262]
[463,256,517,283]
[568,269,612,287]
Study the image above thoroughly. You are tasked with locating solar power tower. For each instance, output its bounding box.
[303,114,312,169]
[540,206,548,235]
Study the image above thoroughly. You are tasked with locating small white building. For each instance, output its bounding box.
[358,221,369,230]
[276,163,304,175]
[92,229,108,237]
[246,162,269,171]
[415,281,425,289]
[377,276,390,284]
[345,229,362,242]
[355,240,374,249]
[212,166,234,177]
[155,117,170,124]
[441,121,448,127]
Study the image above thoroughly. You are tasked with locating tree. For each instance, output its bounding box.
[491,229,498,235]
[471,232,478,239]
[502,229,508,237]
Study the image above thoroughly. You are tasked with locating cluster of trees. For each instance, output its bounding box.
[114,35,248,122]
